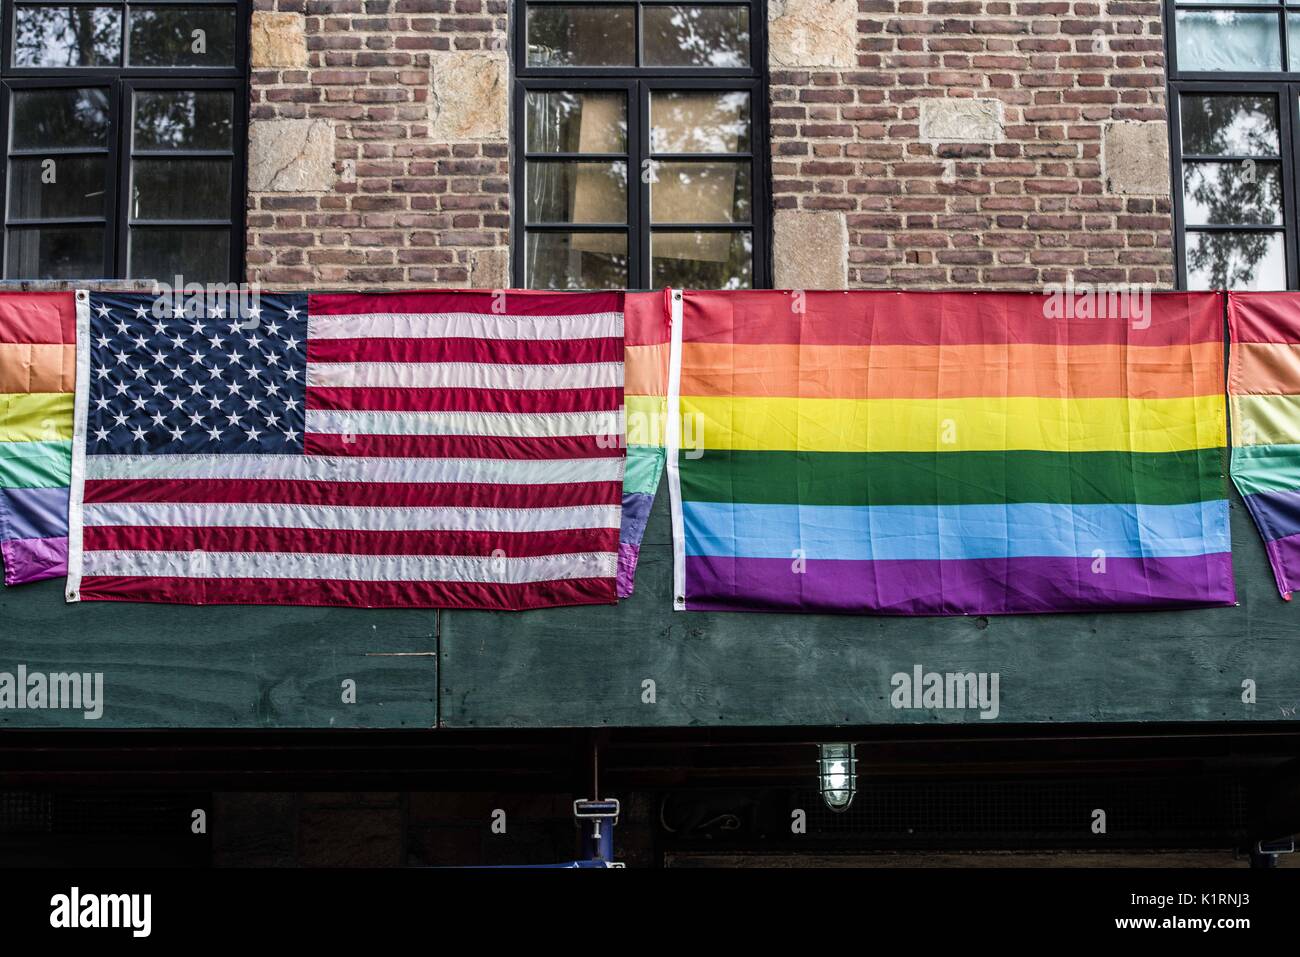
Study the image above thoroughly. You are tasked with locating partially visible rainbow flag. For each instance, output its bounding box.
[0,292,75,585]
[1228,291,1300,599]
[668,290,1234,615]
[618,290,671,597]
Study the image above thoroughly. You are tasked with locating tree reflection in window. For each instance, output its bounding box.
[12,5,121,68]
[1181,93,1285,289]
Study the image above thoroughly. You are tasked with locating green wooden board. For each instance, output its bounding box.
[3,479,1299,730]
[438,484,1300,727]
[0,582,435,728]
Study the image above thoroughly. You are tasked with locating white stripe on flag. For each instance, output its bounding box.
[305,409,621,438]
[306,360,623,390]
[308,312,624,342]
[84,453,626,485]
[81,549,620,583]
[82,501,622,532]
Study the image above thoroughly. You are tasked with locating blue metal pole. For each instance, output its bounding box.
[574,798,620,863]
[579,816,615,862]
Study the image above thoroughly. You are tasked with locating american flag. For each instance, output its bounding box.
[65,290,626,609]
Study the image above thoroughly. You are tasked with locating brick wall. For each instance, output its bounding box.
[245,0,511,289]
[770,0,1175,289]
[242,3,1177,290]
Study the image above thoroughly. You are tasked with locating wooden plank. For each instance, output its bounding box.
[0,581,436,728]
[440,488,1300,727]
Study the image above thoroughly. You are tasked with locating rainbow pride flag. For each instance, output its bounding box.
[618,290,671,597]
[667,290,1234,615]
[0,292,75,585]
[1228,291,1300,599]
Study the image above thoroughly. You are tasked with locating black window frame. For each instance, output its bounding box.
[511,0,772,290]
[1165,0,1300,288]
[0,0,249,282]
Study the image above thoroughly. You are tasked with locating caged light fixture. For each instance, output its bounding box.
[817,743,857,812]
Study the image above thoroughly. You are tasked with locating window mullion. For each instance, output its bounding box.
[633,79,648,290]
[113,76,128,278]
[1283,81,1300,287]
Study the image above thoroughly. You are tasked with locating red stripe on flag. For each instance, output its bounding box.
[84,478,624,508]
[309,290,623,318]
[78,575,618,609]
[307,335,623,366]
[624,290,672,347]
[681,290,1226,346]
[83,525,619,557]
[305,432,624,459]
[0,291,76,344]
[306,386,624,414]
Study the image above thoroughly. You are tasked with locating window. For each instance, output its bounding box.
[1166,1,1300,288]
[512,1,769,290]
[1,2,247,282]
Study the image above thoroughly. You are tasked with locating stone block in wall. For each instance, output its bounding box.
[1104,122,1171,196]
[250,12,307,69]
[919,99,1005,144]
[430,51,508,142]
[469,248,510,289]
[768,0,857,69]
[247,118,336,192]
[773,210,848,289]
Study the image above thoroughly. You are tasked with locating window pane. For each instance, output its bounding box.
[1185,231,1285,290]
[650,91,751,153]
[10,88,111,150]
[526,4,635,66]
[129,226,230,281]
[651,230,752,288]
[5,226,104,279]
[643,5,750,67]
[651,161,751,223]
[524,232,628,289]
[525,161,627,224]
[525,91,626,153]
[130,159,232,220]
[7,155,108,219]
[12,4,122,67]
[133,90,234,150]
[1180,94,1279,155]
[1174,11,1282,72]
[1183,161,1282,226]
[127,5,237,67]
